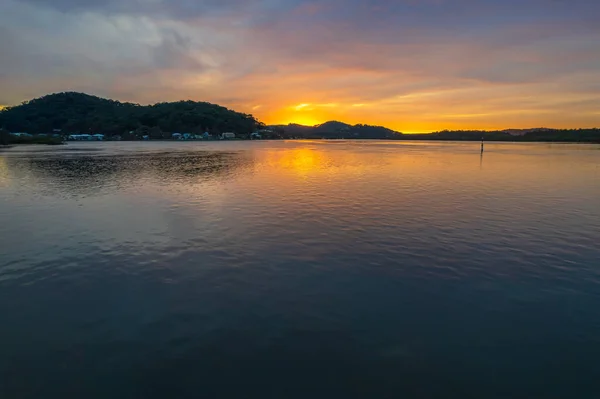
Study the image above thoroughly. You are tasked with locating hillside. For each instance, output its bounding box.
[270,121,403,139]
[0,92,260,137]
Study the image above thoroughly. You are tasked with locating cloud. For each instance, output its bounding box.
[16,0,303,20]
[1,0,599,130]
[151,29,205,70]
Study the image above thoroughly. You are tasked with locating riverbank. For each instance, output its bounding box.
[6,136,64,145]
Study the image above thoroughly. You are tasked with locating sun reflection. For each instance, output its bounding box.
[261,148,329,177]
[0,156,10,187]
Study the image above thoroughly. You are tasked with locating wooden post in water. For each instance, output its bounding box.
[481,135,484,153]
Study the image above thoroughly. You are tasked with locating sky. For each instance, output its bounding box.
[1,0,599,132]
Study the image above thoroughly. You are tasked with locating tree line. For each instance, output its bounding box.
[404,129,600,142]
[0,92,262,138]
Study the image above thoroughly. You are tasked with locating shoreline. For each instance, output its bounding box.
[15,138,599,145]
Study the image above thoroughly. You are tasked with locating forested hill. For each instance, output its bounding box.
[0,92,260,135]
[270,121,403,139]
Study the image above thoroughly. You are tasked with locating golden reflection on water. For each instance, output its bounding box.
[0,156,10,187]
[248,142,600,202]
[257,142,479,181]
[1,142,598,203]
[0,141,598,256]
[260,148,330,177]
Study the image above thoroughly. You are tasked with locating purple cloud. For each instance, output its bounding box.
[1,0,599,129]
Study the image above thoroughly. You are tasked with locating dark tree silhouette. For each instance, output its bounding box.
[0,128,10,145]
[0,92,261,138]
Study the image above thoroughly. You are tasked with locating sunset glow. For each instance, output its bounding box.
[1,0,599,132]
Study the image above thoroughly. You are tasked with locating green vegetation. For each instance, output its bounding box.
[405,129,600,143]
[0,92,261,138]
[271,121,402,139]
[8,135,64,145]
[0,128,9,145]
[274,124,600,142]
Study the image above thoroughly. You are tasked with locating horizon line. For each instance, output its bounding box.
[2,92,599,134]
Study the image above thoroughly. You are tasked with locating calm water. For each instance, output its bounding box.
[1,141,600,398]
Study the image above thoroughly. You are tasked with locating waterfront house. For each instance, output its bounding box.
[221,132,236,139]
[68,134,92,140]
[172,133,182,140]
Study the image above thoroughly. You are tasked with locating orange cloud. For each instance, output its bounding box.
[1,0,599,132]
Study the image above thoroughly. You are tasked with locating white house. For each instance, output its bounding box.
[221,132,235,139]
[68,134,92,140]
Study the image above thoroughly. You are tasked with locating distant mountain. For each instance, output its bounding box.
[270,121,403,139]
[0,92,260,137]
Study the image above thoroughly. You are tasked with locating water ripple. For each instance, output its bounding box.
[1,141,600,398]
